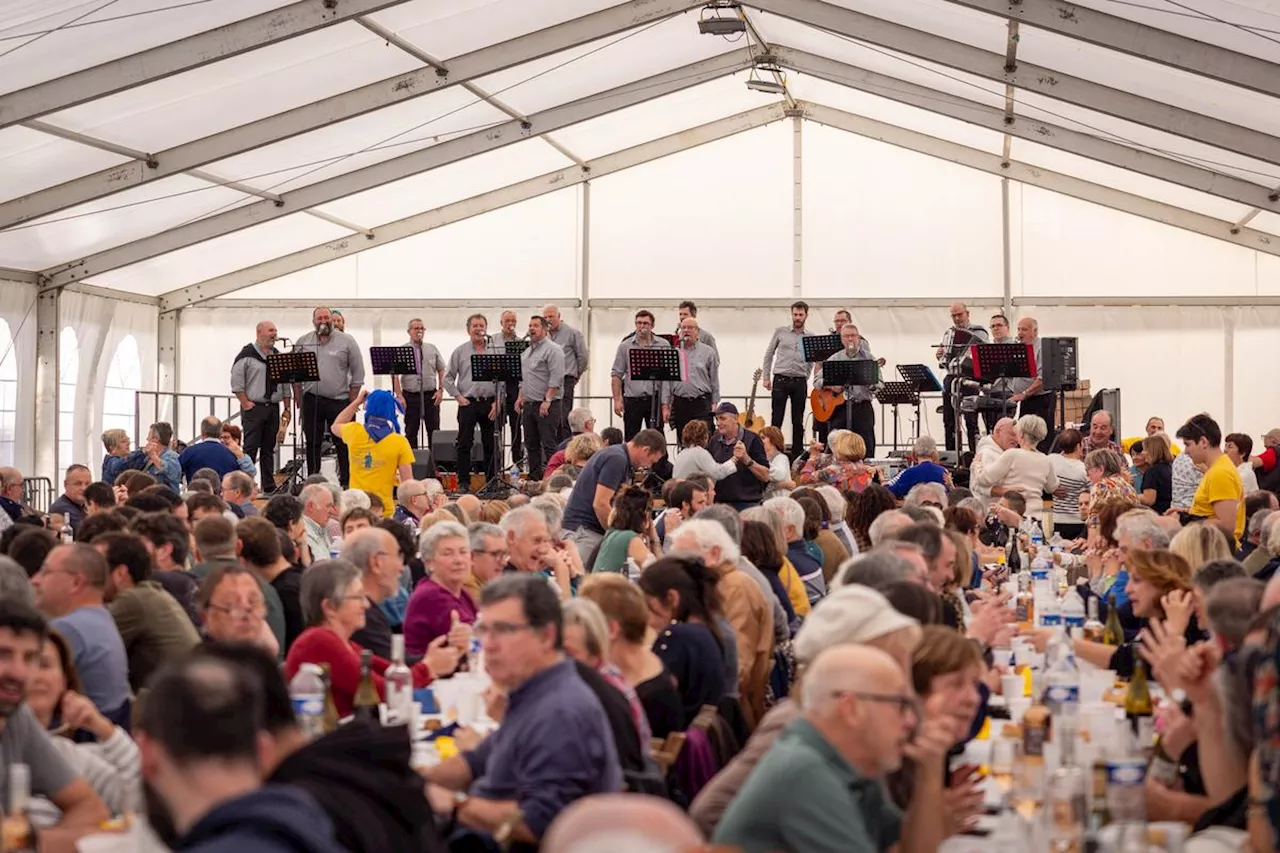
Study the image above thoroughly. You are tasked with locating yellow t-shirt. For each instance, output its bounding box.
[1190,453,1244,542]
[1122,436,1180,456]
[340,423,414,517]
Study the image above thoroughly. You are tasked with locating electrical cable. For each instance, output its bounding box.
[0,0,122,62]
[0,0,218,43]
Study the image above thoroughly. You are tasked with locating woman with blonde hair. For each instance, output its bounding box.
[798,430,874,493]
[740,506,809,618]
[1170,521,1234,573]
[479,499,509,524]
[757,426,794,487]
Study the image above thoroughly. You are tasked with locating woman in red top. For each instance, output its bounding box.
[284,558,460,717]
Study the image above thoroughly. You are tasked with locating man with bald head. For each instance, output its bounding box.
[343,527,408,661]
[543,795,703,852]
[292,307,365,488]
[232,320,291,492]
[936,302,989,454]
[543,305,588,439]
[972,416,1016,505]
[715,645,949,853]
[1006,317,1055,448]
[1083,409,1122,455]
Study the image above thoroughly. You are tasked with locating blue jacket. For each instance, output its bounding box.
[102,450,147,485]
[176,785,345,853]
[886,461,948,499]
[178,440,256,483]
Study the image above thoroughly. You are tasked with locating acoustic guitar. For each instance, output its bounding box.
[809,358,888,423]
[738,369,765,432]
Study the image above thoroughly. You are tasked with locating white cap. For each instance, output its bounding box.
[793,584,920,667]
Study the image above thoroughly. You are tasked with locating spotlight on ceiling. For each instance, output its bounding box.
[746,55,787,94]
[746,77,786,94]
[698,2,747,35]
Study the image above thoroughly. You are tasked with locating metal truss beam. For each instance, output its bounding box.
[0,0,703,229]
[158,101,786,312]
[34,289,58,479]
[0,268,36,283]
[200,296,1280,309]
[753,0,1280,168]
[64,284,159,306]
[773,47,1280,215]
[43,50,752,291]
[0,0,419,130]
[204,299,583,310]
[800,102,1280,258]
[941,0,1280,102]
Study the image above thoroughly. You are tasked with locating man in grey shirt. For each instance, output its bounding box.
[291,306,365,488]
[1007,316,1054,449]
[445,313,503,489]
[392,317,447,453]
[762,300,812,457]
[823,323,880,457]
[517,316,566,479]
[230,320,291,491]
[543,305,588,439]
[664,318,720,449]
[497,310,525,465]
[0,599,109,828]
[935,302,990,456]
[611,310,673,440]
[677,300,717,351]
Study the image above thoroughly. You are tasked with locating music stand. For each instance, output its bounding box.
[369,346,416,376]
[504,340,531,356]
[896,364,943,394]
[971,343,1035,382]
[472,354,522,498]
[268,352,319,494]
[801,333,842,363]
[822,358,880,437]
[657,333,679,347]
[875,381,919,453]
[629,348,682,434]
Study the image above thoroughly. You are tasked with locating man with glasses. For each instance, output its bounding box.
[31,544,130,725]
[424,575,621,848]
[936,302,989,455]
[612,310,671,440]
[200,563,278,657]
[50,464,92,536]
[714,644,946,853]
[343,528,410,662]
[393,318,447,453]
[466,522,508,600]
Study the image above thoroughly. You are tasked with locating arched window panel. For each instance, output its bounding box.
[42,22,423,153]
[0,0,295,95]
[87,214,352,296]
[368,0,621,60]
[590,123,792,299]
[1016,27,1280,138]
[802,123,1003,298]
[222,188,581,301]
[466,15,741,117]
[58,326,78,482]
[1067,0,1280,64]
[0,319,16,467]
[0,174,251,271]
[103,335,142,440]
[1011,185,1261,298]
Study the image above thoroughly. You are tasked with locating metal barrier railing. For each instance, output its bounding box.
[22,477,54,513]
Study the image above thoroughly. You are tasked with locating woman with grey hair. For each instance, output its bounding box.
[0,556,34,606]
[284,558,458,717]
[405,520,474,657]
[972,414,1058,521]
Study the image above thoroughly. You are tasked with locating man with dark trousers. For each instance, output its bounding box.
[291,307,364,488]
[822,324,879,458]
[1008,316,1055,451]
[543,304,588,440]
[231,321,290,492]
[611,310,672,440]
[516,316,566,480]
[662,318,719,450]
[392,317,446,452]
[762,301,811,456]
[445,314,502,492]
[498,310,524,465]
[935,302,989,455]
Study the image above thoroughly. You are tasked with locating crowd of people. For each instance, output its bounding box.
[3,393,1280,853]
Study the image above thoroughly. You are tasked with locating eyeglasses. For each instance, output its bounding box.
[475,549,509,560]
[835,691,921,717]
[208,603,266,619]
[473,620,532,639]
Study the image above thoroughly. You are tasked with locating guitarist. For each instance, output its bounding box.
[822,324,881,458]
[762,300,813,458]
[937,302,989,455]
[611,310,672,440]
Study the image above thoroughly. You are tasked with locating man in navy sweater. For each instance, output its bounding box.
[180,417,250,483]
[886,435,949,500]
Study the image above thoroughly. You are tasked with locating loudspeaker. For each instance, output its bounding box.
[1041,337,1079,392]
[1082,388,1122,436]
[427,428,485,472]
[411,448,436,481]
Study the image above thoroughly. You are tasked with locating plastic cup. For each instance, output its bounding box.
[1001,674,1024,700]
[1007,698,1031,721]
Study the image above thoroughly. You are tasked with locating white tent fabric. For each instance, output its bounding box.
[5,0,1280,476]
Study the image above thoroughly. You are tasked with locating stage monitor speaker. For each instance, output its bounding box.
[411,448,436,481]
[1081,388,1121,436]
[1041,337,1079,391]
[427,428,485,472]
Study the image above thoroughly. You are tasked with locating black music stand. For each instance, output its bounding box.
[504,340,531,357]
[971,343,1035,435]
[372,344,427,453]
[657,333,679,348]
[875,381,919,453]
[472,354,522,497]
[822,358,880,437]
[268,351,319,494]
[937,327,978,373]
[801,333,842,364]
[896,364,942,446]
[629,347,682,434]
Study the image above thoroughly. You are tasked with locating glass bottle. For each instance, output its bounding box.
[320,663,340,733]
[352,649,381,723]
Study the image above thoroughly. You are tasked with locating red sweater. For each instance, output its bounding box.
[283,627,433,717]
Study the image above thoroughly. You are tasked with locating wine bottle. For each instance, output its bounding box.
[1124,660,1154,749]
[1102,595,1124,646]
[320,663,340,734]
[352,649,382,723]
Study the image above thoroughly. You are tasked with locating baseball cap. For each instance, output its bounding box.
[713,401,738,417]
[793,584,920,667]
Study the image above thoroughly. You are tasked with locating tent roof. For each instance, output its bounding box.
[2,0,1279,306]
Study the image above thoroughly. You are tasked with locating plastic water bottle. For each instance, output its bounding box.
[1049,530,1065,554]
[1044,637,1080,719]
[289,663,326,741]
[1107,724,1149,853]
[1040,592,1062,630]
[1030,548,1052,585]
[1029,519,1044,553]
[384,634,413,726]
[1061,585,1086,633]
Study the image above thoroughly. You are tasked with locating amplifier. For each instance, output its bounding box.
[1041,337,1078,392]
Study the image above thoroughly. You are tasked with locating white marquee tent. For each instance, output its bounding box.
[3,0,1280,483]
